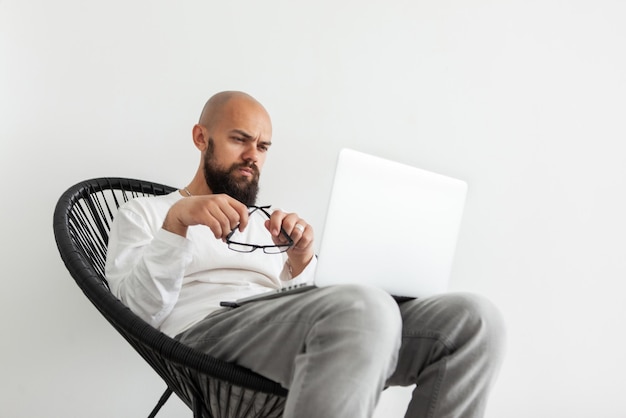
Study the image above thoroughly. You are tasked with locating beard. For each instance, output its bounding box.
[203,138,260,206]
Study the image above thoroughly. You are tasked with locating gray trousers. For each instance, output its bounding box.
[176,285,506,418]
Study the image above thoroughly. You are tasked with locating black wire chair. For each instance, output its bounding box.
[53,177,288,418]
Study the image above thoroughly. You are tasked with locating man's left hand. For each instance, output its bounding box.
[265,210,314,276]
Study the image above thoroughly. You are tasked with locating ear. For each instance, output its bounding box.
[192,124,209,151]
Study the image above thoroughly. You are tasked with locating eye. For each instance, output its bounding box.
[258,144,269,152]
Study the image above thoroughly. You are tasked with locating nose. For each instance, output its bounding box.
[242,143,259,164]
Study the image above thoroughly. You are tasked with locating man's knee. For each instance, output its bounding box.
[432,293,506,364]
[322,284,401,323]
[315,285,403,353]
[401,292,506,358]
[450,293,505,346]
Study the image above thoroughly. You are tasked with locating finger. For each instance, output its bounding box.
[292,225,313,250]
[293,222,306,236]
[219,199,248,232]
[268,210,286,237]
[205,216,225,239]
[205,196,246,239]
[263,219,285,246]
[228,200,249,232]
[280,213,305,237]
[280,216,311,250]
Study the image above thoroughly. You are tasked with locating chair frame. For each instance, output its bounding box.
[53,177,288,418]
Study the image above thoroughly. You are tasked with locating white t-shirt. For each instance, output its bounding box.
[105,191,316,337]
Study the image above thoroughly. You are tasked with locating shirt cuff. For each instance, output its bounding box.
[155,228,193,251]
[280,255,317,285]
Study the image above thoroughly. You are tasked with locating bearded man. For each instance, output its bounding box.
[105,91,505,418]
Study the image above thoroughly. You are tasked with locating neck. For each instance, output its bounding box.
[183,169,214,196]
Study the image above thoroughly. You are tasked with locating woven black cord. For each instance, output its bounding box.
[53,177,288,418]
[148,388,174,418]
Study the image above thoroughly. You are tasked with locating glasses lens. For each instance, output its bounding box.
[226,205,294,254]
[263,245,292,254]
[228,243,256,253]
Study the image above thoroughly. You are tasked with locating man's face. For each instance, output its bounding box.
[201,98,272,205]
[203,138,260,205]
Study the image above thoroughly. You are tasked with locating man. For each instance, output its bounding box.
[106,91,505,418]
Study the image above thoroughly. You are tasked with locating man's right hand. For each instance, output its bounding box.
[162,194,249,239]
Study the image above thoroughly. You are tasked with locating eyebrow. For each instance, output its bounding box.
[231,129,253,139]
[231,129,272,147]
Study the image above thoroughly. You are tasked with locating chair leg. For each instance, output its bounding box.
[192,395,203,418]
[147,387,173,418]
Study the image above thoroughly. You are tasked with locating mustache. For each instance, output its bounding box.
[231,161,260,177]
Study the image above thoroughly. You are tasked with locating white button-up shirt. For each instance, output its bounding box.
[105,192,316,337]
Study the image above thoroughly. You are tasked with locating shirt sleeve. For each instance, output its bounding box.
[105,202,193,328]
[279,254,318,285]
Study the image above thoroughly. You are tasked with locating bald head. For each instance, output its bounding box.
[198,91,269,130]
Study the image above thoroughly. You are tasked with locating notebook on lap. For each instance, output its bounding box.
[221,148,468,307]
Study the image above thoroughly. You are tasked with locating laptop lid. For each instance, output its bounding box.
[314,148,468,298]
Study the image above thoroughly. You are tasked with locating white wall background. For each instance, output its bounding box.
[2,0,625,417]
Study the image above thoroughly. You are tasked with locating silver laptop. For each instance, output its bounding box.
[314,148,468,298]
[221,148,467,307]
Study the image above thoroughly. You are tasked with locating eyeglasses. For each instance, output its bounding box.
[225,205,294,254]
